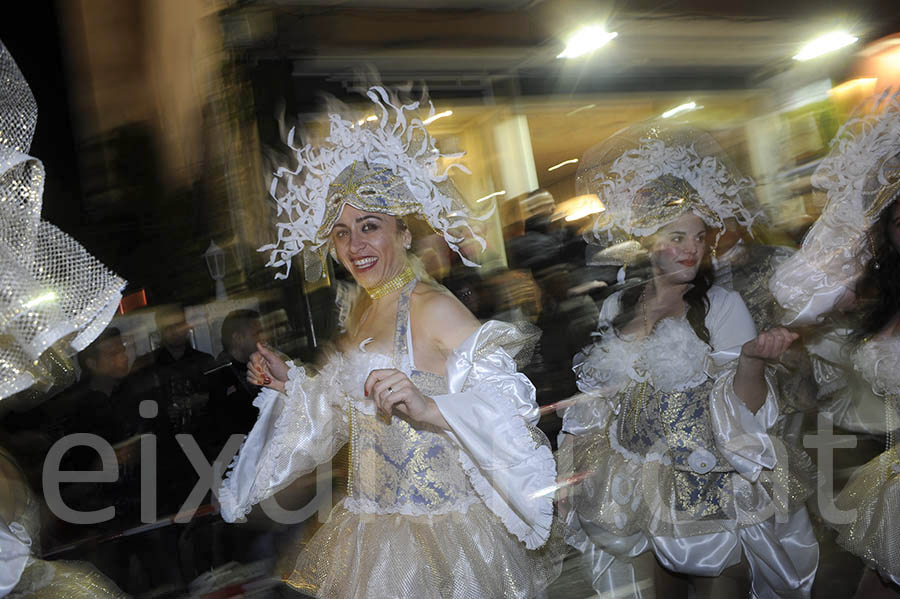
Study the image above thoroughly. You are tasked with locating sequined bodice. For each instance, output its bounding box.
[615,377,731,473]
[346,282,477,515]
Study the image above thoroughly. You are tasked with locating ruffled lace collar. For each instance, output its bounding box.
[852,336,900,397]
[576,316,710,394]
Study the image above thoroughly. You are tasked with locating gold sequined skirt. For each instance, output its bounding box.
[10,558,129,599]
[834,446,900,584]
[282,501,564,599]
[571,423,815,541]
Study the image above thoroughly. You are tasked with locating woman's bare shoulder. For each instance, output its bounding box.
[410,282,481,350]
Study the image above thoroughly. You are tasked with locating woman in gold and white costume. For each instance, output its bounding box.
[771,93,900,598]
[218,88,562,598]
[559,127,818,599]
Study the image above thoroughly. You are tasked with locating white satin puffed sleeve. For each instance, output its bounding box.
[218,357,348,523]
[562,295,633,437]
[431,320,555,550]
[569,291,638,401]
[706,286,779,482]
[0,519,31,596]
[768,212,863,326]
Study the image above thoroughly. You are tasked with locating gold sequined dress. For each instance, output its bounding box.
[833,336,900,585]
[560,286,818,599]
[219,283,562,598]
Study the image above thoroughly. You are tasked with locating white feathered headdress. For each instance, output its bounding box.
[262,86,483,281]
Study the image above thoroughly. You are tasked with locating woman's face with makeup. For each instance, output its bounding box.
[330,204,411,289]
[646,213,707,284]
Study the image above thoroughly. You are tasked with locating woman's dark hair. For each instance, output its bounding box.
[851,198,900,342]
[611,238,713,344]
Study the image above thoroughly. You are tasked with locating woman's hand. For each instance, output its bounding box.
[740,327,799,362]
[364,368,448,429]
[735,327,798,413]
[247,343,289,393]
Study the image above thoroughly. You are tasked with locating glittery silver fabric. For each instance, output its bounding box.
[0,40,125,399]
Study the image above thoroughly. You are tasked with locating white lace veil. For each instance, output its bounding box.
[0,40,125,400]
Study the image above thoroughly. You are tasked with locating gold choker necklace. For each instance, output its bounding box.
[365,265,415,299]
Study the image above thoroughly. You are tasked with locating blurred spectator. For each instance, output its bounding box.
[43,326,149,561]
[535,266,599,366]
[507,213,563,271]
[529,266,600,446]
[411,230,453,282]
[125,305,213,521]
[485,269,543,323]
[133,304,214,435]
[443,271,485,319]
[46,328,138,483]
[205,309,263,460]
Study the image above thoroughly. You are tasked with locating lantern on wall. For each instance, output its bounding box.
[204,240,227,300]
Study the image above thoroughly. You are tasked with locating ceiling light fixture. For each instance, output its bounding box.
[423,110,453,125]
[476,190,506,203]
[557,25,617,59]
[793,31,858,61]
[661,101,700,119]
[557,194,605,222]
[566,104,596,116]
[548,158,579,172]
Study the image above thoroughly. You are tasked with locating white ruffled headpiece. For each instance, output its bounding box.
[262,86,482,281]
[810,91,900,251]
[577,124,760,243]
[771,92,900,323]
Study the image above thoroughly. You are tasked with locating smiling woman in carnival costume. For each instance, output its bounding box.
[217,86,563,598]
[559,125,819,598]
